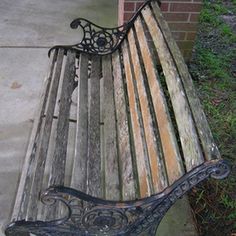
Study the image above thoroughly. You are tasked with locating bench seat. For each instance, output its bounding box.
[5,1,230,235]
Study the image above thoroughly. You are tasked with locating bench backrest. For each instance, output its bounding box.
[118,1,221,194]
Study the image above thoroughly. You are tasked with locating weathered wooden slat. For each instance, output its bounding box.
[122,40,151,198]
[46,50,76,219]
[11,49,58,221]
[142,7,204,171]
[87,56,102,197]
[102,55,120,200]
[128,28,168,192]
[112,50,136,200]
[100,74,105,198]
[150,1,221,161]
[71,53,89,191]
[134,16,184,184]
[49,51,76,186]
[26,49,65,220]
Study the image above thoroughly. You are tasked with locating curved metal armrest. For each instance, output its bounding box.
[48,0,161,56]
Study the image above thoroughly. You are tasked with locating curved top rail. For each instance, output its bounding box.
[48,0,161,57]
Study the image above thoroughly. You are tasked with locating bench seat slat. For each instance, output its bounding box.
[127,28,168,192]
[87,56,102,198]
[142,7,204,171]
[112,51,137,201]
[122,40,152,198]
[150,2,221,161]
[49,51,76,187]
[11,50,58,221]
[26,49,65,220]
[134,16,184,185]
[102,55,120,200]
[45,51,76,219]
[71,53,89,192]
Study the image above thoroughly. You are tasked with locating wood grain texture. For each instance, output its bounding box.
[134,16,184,184]
[26,49,64,220]
[112,51,136,200]
[87,56,102,197]
[150,2,221,161]
[46,51,76,219]
[11,50,58,221]
[142,7,204,171]
[71,53,89,191]
[49,50,76,186]
[102,55,120,200]
[128,28,168,192]
[122,40,151,198]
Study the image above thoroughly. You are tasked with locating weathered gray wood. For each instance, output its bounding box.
[87,56,102,197]
[100,74,105,199]
[71,53,89,191]
[134,16,184,185]
[122,40,152,198]
[11,50,58,221]
[102,55,120,200]
[150,2,221,161]
[128,28,168,192]
[26,49,65,220]
[142,7,204,171]
[49,50,76,186]
[46,51,76,219]
[112,50,136,201]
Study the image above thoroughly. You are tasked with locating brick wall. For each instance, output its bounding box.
[118,0,203,61]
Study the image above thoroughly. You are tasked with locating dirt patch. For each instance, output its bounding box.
[10,81,22,89]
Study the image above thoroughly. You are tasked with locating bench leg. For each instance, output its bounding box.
[5,160,230,236]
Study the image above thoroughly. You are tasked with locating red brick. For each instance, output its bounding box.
[190,13,200,22]
[163,13,189,22]
[136,1,145,10]
[124,2,135,11]
[186,32,197,40]
[160,3,169,12]
[170,3,203,12]
[168,22,198,31]
[172,32,186,40]
[124,12,134,22]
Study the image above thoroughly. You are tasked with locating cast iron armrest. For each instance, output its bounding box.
[48,0,161,56]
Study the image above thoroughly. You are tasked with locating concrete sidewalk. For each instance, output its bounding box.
[0,1,198,235]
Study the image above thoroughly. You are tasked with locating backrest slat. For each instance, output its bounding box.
[150,2,221,161]
[127,28,168,192]
[112,51,137,201]
[122,40,152,198]
[134,16,184,185]
[142,6,204,171]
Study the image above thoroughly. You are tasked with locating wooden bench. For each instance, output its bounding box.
[5,0,230,235]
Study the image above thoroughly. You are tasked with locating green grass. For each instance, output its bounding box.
[189,0,236,235]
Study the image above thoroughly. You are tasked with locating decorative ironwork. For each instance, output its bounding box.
[5,160,230,236]
[48,0,161,56]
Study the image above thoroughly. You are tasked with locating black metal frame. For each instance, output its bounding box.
[48,0,161,57]
[6,160,230,235]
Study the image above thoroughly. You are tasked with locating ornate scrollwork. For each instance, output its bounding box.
[5,160,230,236]
[48,0,161,56]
